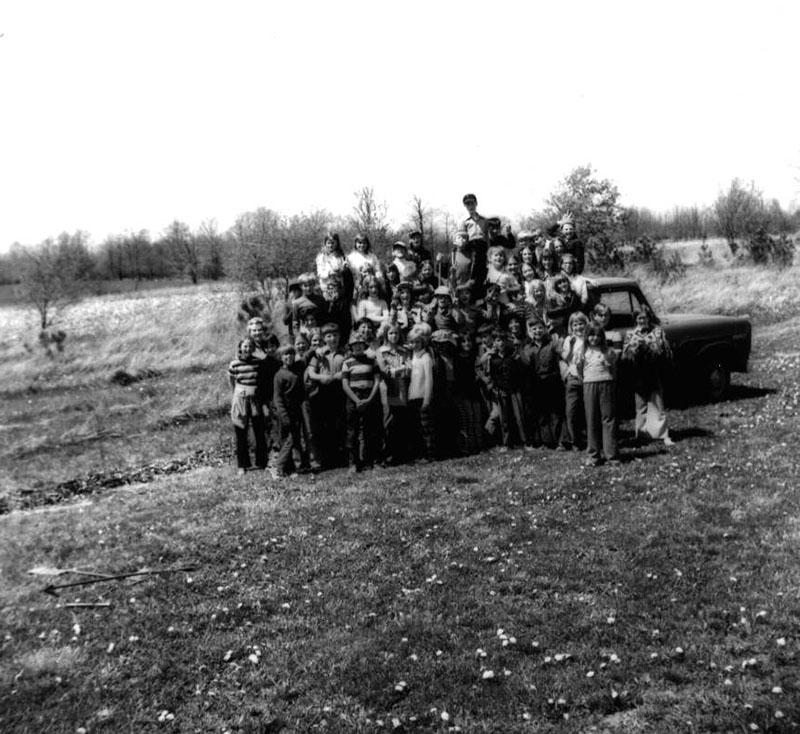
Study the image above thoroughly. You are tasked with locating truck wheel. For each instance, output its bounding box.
[706,362,730,403]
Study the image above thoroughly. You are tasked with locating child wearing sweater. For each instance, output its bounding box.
[407,323,436,462]
[578,324,619,467]
[271,345,309,478]
[228,338,268,473]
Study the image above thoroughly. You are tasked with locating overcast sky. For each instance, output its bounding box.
[1,0,798,251]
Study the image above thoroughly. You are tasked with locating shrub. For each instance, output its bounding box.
[630,235,660,263]
[745,228,795,268]
[697,241,715,267]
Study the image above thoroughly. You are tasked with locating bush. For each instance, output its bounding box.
[630,235,660,263]
[585,233,625,272]
[697,241,715,267]
[745,228,795,268]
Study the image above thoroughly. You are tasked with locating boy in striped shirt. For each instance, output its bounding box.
[342,332,382,474]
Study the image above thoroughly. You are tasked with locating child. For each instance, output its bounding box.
[354,275,390,334]
[306,322,347,469]
[485,247,508,287]
[561,311,589,451]
[430,329,459,459]
[271,345,309,478]
[591,303,623,352]
[448,229,475,290]
[411,284,435,326]
[520,318,566,449]
[578,324,619,466]
[482,329,526,447]
[479,283,505,326]
[377,324,411,465]
[347,233,384,285]
[389,281,415,338]
[407,322,436,462]
[316,233,351,297]
[454,283,481,334]
[342,332,382,473]
[415,259,438,290]
[428,286,464,332]
[392,241,417,283]
[228,338,268,473]
[546,273,581,338]
[324,277,353,344]
[453,331,483,456]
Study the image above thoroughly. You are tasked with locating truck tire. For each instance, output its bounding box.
[705,362,730,403]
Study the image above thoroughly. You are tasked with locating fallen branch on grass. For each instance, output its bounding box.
[42,565,197,596]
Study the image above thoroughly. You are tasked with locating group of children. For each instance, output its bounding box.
[227,193,668,477]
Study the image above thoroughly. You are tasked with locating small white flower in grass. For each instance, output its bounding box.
[441,711,450,722]
[77,728,87,734]
[544,656,552,664]
[531,640,539,649]
[557,697,566,706]
[611,690,619,699]
[107,642,115,653]
[167,626,176,634]
[482,670,495,680]
[724,665,734,672]
[392,717,401,729]
[749,724,759,731]
[248,654,259,665]
[401,637,408,643]
[522,712,531,720]
[756,610,767,619]
[476,648,487,658]
[775,710,784,719]
[128,636,139,643]
[607,616,616,624]
[72,623,81,636]
[409,653,418,661]
[394,681,407,692]
[554,653,566,662]
[223,650,233,662]
[609,653,620,663]
[776,637,787,646]
[772,686,783,694]
[650,653,658,660]
[281,603,291,609]
[674,647,684,655]
[503,669,511,677]
[724,678,733,686]
[436,650,443,657]
[586,670,595,678]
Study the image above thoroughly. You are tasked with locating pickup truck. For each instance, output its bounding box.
[585,276,752,404]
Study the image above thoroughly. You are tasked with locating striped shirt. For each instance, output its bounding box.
[228,358,260,387]
[342,354,378,398]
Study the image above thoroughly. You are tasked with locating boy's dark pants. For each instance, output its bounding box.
[408,398,436,460]
[234,413,268,469]
[274,411,307,473]
[536,374,566,448]
[345,398,382,468]
[384,405,412,464]
[310,387,346,468]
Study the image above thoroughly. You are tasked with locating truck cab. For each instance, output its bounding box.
[585,277,752,403]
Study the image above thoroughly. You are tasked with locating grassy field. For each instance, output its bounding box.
[1,258,800,732]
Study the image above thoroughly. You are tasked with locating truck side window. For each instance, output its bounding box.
[600,291,634,329]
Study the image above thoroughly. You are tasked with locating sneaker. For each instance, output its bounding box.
[606,457,622,465]
[663,436,674,447]
[585,457,602,467]
[348,464,360,475]
[555,444,568,452]
[270,468,286,480]
[237,468,247,476]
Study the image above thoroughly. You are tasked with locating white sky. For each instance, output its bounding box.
[1,0,798,251]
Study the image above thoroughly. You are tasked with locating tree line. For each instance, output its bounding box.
[3,169,798,331]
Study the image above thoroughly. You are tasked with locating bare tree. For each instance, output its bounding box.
[350,186,390,257]
[11,231,94,330]
[162,220,199,284]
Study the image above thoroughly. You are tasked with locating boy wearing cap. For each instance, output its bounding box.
[342,332,383,473]
[428,285,464,332]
